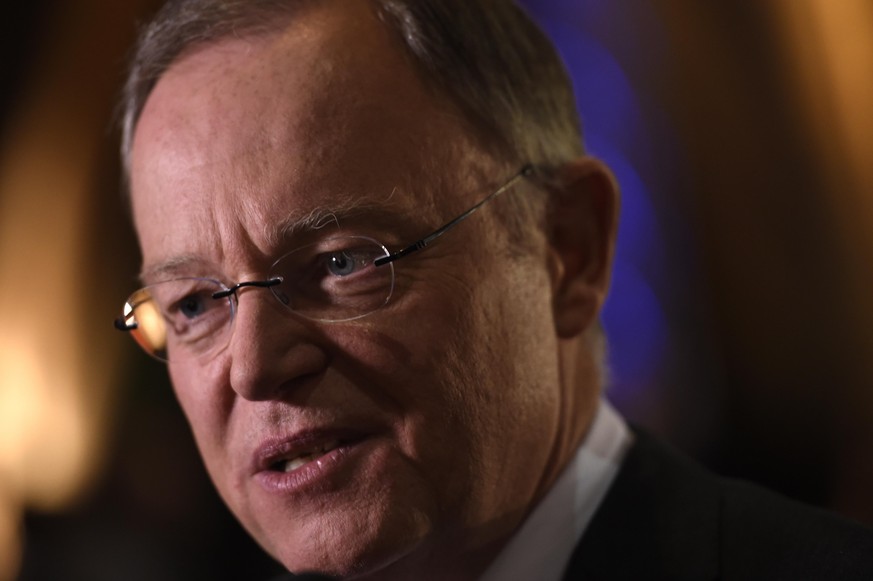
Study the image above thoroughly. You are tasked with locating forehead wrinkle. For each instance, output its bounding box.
[138,187,410,285]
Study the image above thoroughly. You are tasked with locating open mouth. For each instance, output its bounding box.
[253,431,376,494]
[267,439,346,473]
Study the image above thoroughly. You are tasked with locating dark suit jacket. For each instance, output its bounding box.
[283,430,873,580]
[565,429,873,580]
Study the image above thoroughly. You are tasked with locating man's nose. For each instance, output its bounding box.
[225,288,328,401]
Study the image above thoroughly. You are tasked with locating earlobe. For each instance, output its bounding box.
[547,157,619,339]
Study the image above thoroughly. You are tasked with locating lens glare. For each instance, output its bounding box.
[127,290,168,358]
[121,278,231,362]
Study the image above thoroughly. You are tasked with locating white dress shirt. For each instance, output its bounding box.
[479,399,632,581]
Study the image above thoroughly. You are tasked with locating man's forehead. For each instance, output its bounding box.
[133,4,393,162]
[129,0,499,283]
[129,0,476,195]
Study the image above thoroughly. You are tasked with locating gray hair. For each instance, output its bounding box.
[120,0,583,182]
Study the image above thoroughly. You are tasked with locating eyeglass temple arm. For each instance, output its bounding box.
[374,164,535,267]
[114,317,136,331]
[115,297,149,331]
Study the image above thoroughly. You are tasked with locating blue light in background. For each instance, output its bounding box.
[544,20,644,155]
[521,0,670,399]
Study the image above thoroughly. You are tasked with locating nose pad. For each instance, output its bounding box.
[226,287,328,402]
[271,286,291,306]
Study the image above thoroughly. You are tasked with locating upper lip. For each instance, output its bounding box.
[252,427,368,474]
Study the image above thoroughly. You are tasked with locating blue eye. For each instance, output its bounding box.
[327,251,358,276]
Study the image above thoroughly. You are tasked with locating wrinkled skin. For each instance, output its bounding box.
[129,1,615,579]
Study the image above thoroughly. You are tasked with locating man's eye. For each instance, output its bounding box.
[326,251,362,277]
[176,294,208,319]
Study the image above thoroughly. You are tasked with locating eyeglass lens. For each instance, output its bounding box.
[118,236,394,362]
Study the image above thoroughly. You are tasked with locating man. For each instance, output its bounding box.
[115,0,873,579]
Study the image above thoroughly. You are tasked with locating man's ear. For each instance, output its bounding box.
[545,157,619,339]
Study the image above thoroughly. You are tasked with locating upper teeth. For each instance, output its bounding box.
[280,440,340,472]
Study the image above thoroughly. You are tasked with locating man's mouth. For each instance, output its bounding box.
[269,439,344,473]
[253,429,380,495]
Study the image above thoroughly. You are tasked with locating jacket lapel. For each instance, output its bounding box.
[562,429,721,580]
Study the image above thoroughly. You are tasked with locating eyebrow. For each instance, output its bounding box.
[273,204,356,240]
[268,186,410,245]
[139,255,212,286]
[139,187,414,284]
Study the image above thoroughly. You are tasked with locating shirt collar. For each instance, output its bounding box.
[478,399,632,581]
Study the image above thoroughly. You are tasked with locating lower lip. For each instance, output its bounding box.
[254,438,374,495]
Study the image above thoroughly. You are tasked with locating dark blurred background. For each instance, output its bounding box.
[1,1,871,579]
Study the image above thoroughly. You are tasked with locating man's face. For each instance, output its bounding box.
[130,2,574,578]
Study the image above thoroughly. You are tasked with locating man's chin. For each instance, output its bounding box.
[272,538,419,580]
[255,506,434,580]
